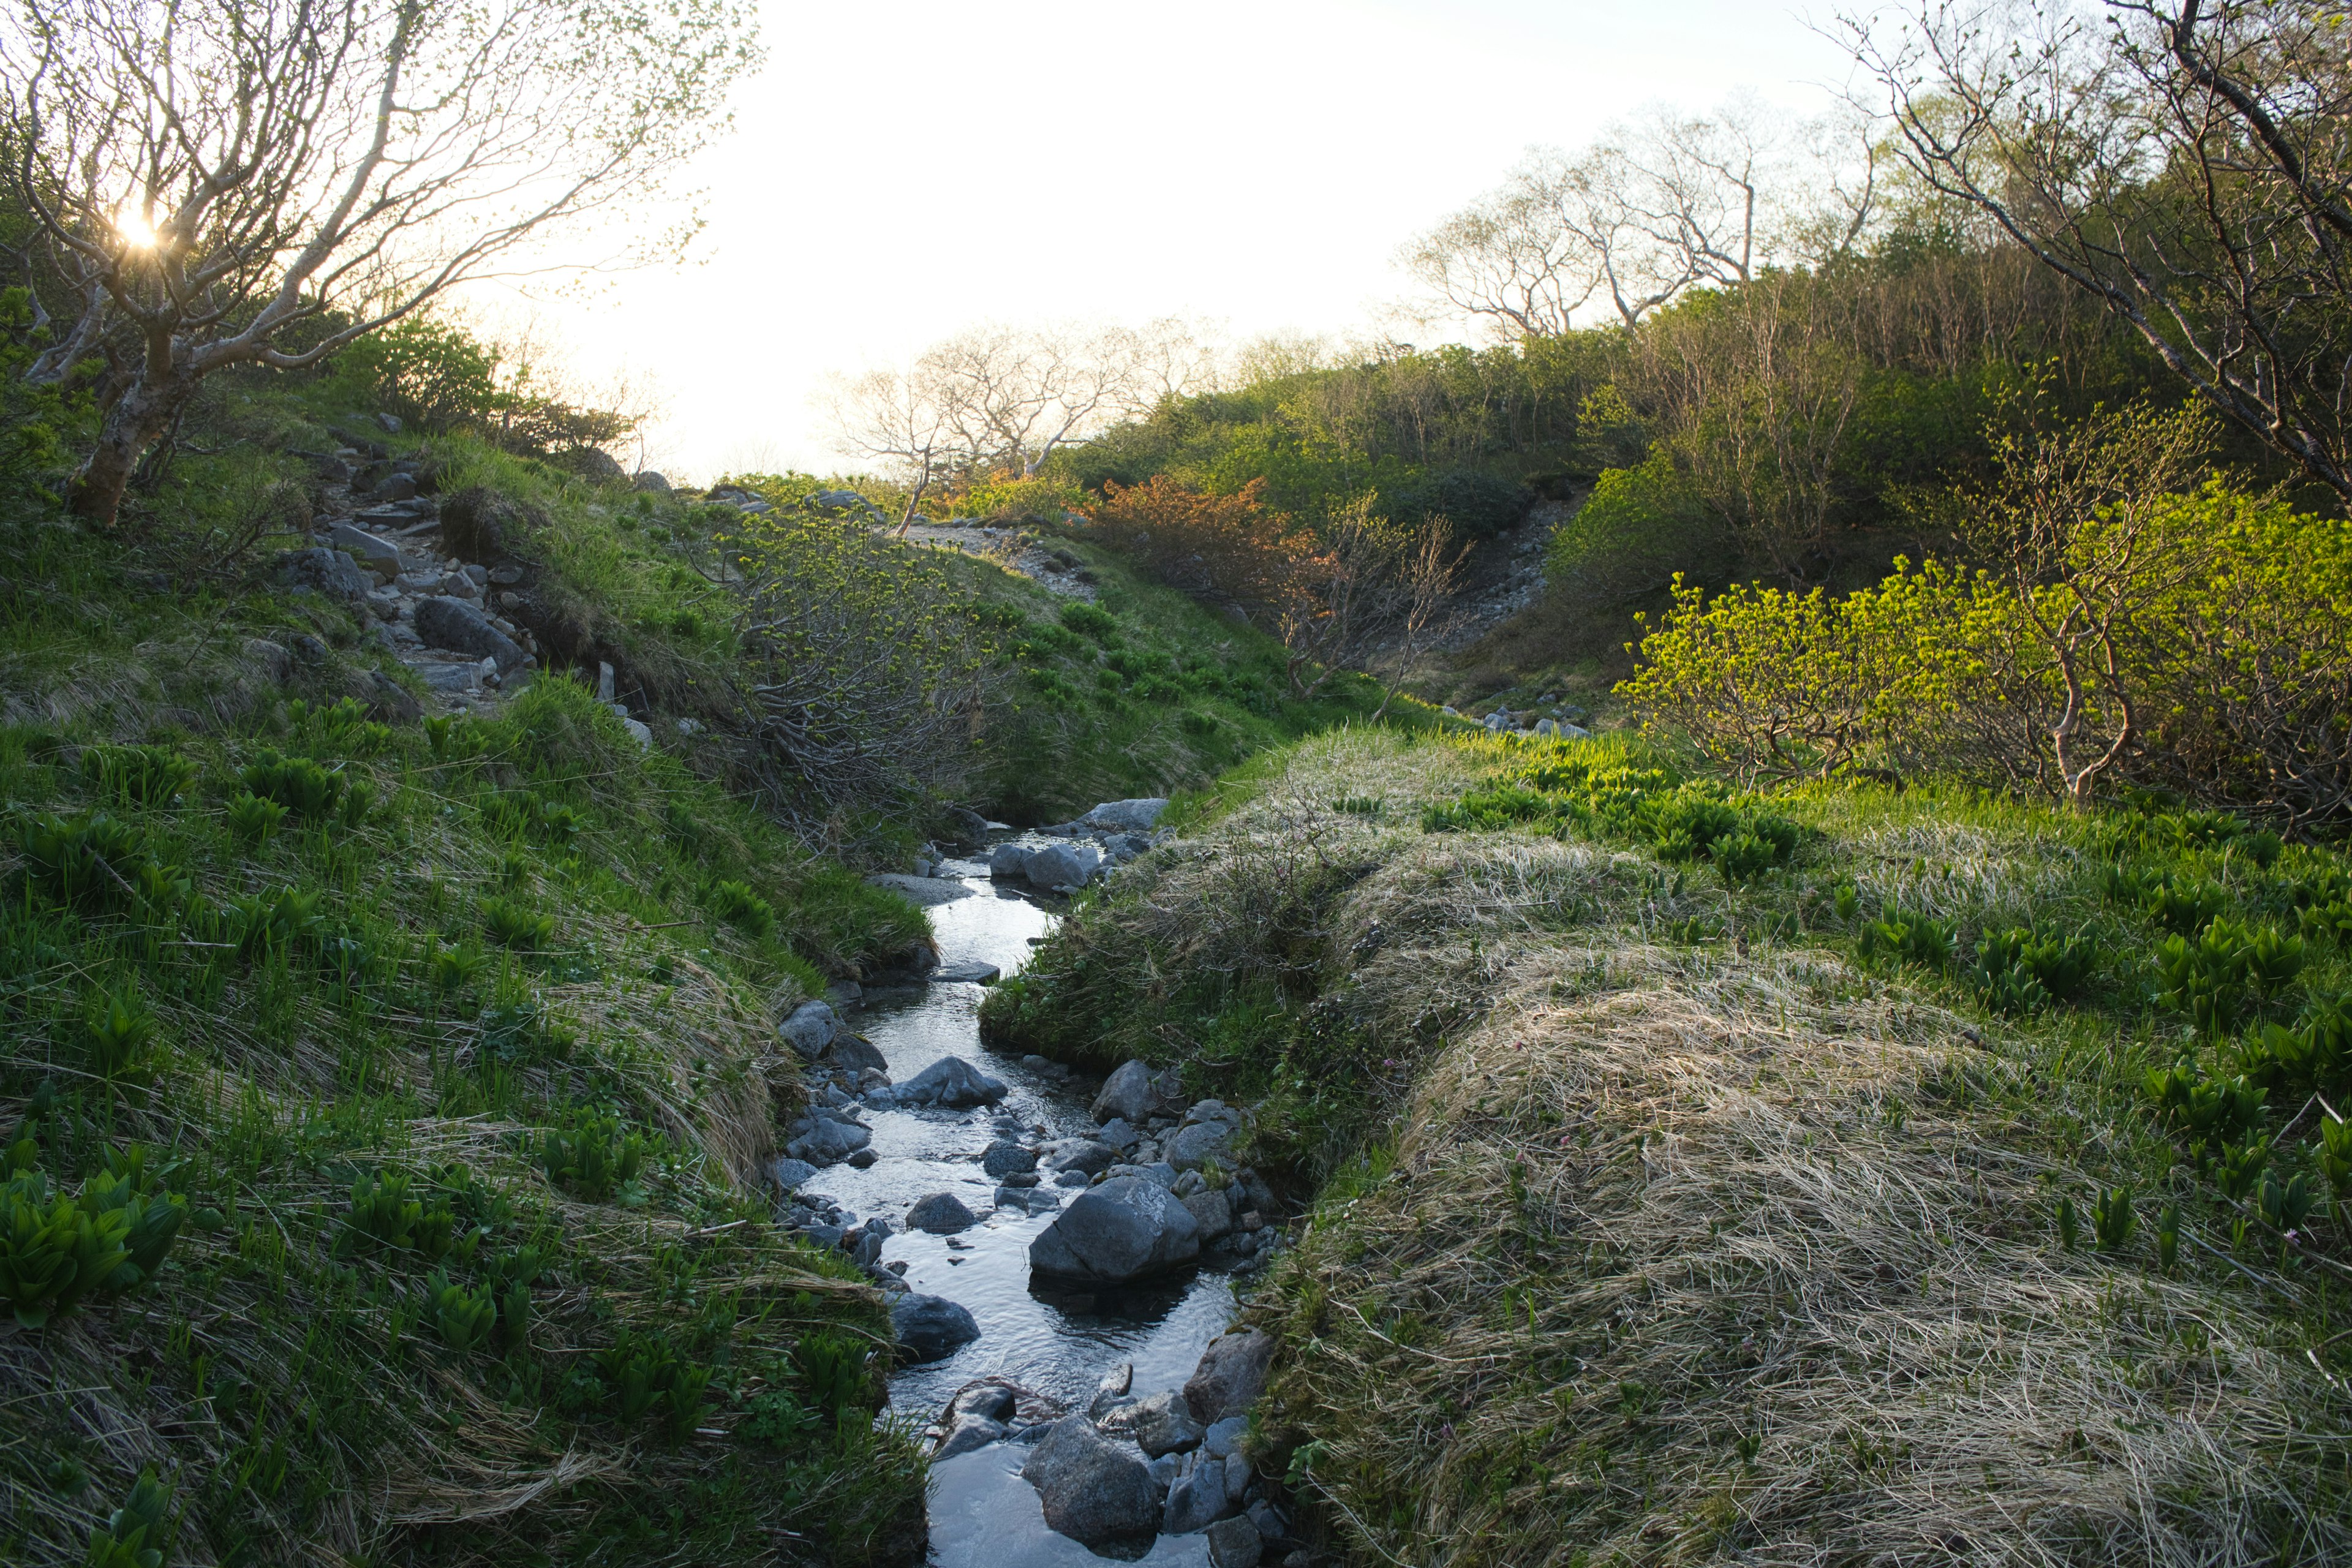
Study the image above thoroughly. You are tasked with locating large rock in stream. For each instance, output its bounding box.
[894,1054,1008,1107]
[1028,1175,1201,1283]
[1020,1415,1161,1548]
[890,1293,980,1362]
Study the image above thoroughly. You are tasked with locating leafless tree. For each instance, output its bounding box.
[1406,97,1869,339]
[822,364,965,530]
[1840,0,2352,507]
[1274,499,1464,701]
[824,319,1216,496]
[2,0,756,526]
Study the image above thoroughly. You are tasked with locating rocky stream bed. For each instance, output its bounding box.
[773,809,1303,1566]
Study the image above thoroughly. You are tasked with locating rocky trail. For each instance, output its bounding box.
[780,799,1304,1566]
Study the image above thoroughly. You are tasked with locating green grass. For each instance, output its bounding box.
[0,500,931,1566]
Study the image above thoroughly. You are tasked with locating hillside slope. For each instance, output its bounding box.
[0,502,935,1564]
[988,729,2352,1566]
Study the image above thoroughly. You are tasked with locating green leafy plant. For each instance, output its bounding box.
[344,1170,466,1259]
[0,1149,182,1329]
[2089,1186,2137,1252]
[1830,881,1861,923]
[2259,1170,2317,1237]
[540,1116,647,1203]
[2155,921,2256,1036]
[662,1362,713,1442]
[83,1466,173,1568]
[239,751,346,819]
[2155,1200,2181,1272]
[81,745,195,810]
[2320,1114,2352,1217]
[1711,831,1776,884]
[86,984,158,1079]
[1971,928,2054,1015]
[2055,1192,2080,1251]
[707,879,776,938]
[1860,908,1954,970]
[2213,1137,2273,1204]
[429,940,486,993]
[428,1270,498,1354]
[2138,872,2230,934]
[224,791,288,846]
[595,1334,683,1425]
[496,1279,533,1351]
[129,862,193,924]
[481,896,555,951]
[2144,1058,2267,1154]
[740,1388,816,1445]
[217,887,324,959]
[18,812,148,910]
[794,1328,872,1416]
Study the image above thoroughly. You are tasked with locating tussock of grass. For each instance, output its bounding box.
[1003,728,2352,1566]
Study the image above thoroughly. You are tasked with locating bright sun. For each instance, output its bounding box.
[115,210,156,248]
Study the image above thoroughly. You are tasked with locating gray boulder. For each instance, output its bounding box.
[949,1382,1019,1423]
[905,1191,979,1234]
[810,488,878,515]
[1163,1457,1231,1532]
[1020,1417,1161,1548]
[1129,1388,1206,1458]
[1206,1513,1264,1567]
[1042,1138,1119,1177]
[821,1030,889,1079]
[1184,1329,1275,1423]
[994,1184,1061,1213]
[1167,1118,1237,1173]
[1096,1117,1141,1152]
[779,999,840,1060]
[985,842,1033,879]
[1026,842,1101,889]
[1183,1188,1235,1243]
[785,1115,871,1166]
[1029,1175,1202,1283]
[932,959,1000,983]
[981,1139,1037,1177]
[767,1156,818,1193]
[1204,1415,1250,1459]
[328,522,401,582]
[413,596,525,671]
[633,470,671,494]
[864,872,974,907]
[281,546,374,608]
[1080,798,1169,833]
[1092,1060,1163,1125]
[933,1413,1006,1460]
[897,1055,1008,1107]
[891,1293,980,1362]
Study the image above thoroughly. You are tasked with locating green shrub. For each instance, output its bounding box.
[224,791,288,845]
[540,1116,647,1203]
[428,1269,499,1355]
[795,1327,875,1415]
[0,1150,183,1329]
[1059,601,1121,643]
[481,896,555,951]
[216,887,325,958]
[1858,908,1954,970]
[240,750,347,819]
[17,811,148,910]
[1382,466,1528,538]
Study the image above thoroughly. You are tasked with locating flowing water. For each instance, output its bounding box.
[812,847,1237,1564]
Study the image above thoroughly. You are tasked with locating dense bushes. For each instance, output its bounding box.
[1622,480,2352,826]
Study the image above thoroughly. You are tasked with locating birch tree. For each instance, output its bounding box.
[3,0,757,525]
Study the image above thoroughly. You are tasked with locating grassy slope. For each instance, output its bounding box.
[0,355,1420,1564]
[986,729,2352,1566]
[0,500,938,1558]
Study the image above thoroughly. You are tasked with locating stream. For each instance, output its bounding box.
[795,844,1245,1564]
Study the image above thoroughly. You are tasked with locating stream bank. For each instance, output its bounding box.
[771,820,1303,1565]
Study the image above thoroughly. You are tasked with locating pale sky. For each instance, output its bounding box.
[510,1,1859,482]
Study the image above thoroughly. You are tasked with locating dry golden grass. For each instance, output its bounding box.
[1124,732,2352,1566]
